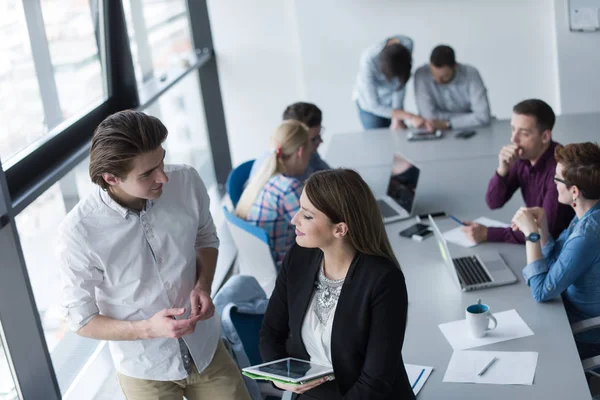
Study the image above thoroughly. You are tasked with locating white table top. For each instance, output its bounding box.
[324,115,596,399]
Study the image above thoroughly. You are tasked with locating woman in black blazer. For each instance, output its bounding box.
[259,169,414,400]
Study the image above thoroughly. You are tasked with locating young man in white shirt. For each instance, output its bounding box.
[58,110,250,400]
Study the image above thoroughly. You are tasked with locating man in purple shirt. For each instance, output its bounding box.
[462,99,574,244]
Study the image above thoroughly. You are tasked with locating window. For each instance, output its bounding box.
[0,0,106,164]
[40,0,106,121]
[14,158,97,395]
[0,323,19,400]
[145,72,216,191]
[0,1,47,162]
[123,0,194,88]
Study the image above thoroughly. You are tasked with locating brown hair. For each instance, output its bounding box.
[555,142,600,200]
[304,169,400,267]
[282,102,322,128]
[513,99,555,133]
[89,110,168,190]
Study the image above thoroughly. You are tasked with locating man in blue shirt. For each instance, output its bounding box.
[352,35,425,130]
[250,102,330,181]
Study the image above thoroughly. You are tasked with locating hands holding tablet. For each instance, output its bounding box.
[273,375,334,394]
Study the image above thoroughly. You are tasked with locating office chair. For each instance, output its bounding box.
[226,160,255,208]
[572,317,600,378]
[222,206,277,297]
[214,275,283,400]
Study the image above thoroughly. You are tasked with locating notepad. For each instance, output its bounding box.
[443,351,538,385]
[438,309,534,350]
[443,217,510,248]
[405,364,433,395]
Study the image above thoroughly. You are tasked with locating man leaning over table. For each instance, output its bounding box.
[57,110,250,400]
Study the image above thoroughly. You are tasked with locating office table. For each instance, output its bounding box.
[324,119,595,399]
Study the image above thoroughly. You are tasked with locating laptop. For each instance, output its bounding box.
[376,155,420,224]
[428,215,517,291]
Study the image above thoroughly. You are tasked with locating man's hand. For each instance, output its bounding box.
[273,375,332,394]
[497,144,521,176]
[461,222,488,244]
[190,287,215,320]
[390,118,406,130]
[425,120,449,132]
[409,115,427,129]
[143,308,202,339]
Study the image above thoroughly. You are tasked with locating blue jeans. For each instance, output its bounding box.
[356,102,391,129]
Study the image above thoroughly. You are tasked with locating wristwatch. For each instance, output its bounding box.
[526,232,541,243]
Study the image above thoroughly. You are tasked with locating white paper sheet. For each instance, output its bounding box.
[438,309,534,350]
[443,217,510,248]
[405,364,433,396]
[443,351,538,385]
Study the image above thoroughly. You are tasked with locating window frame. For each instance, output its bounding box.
[0,1,231,398]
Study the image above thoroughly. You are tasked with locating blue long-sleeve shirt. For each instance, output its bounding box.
[352,35,414,118]
[522,202,600,343]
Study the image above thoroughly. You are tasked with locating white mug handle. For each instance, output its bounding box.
[486,314,498,332]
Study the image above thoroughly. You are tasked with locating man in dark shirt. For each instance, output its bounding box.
[462,99,574,244]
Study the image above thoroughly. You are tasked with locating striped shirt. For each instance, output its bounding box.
[246,174,302,266]
[414,63,491,129]
[352,35,414,118]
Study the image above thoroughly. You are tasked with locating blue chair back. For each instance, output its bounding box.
[230,309,265,367]
[227,160,255,207]
[222,206,270,246]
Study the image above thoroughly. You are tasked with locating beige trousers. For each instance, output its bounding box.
[117,340,251,400]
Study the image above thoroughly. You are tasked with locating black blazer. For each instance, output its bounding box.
[260,244,415,400]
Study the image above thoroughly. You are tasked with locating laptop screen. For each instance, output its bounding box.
[386,153,420,214]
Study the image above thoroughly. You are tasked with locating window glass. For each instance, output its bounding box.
[0,0,47,162]
[14,158,97,395]
[145,72,216,191]
[0,0,106,164]
[0,323,19,399]
[40,0,106,120]
[123,0,193,88]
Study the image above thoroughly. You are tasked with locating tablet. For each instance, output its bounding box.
[242,357,334,384]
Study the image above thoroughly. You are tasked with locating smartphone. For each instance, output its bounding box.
[455,130,476,139]
[399,223,430,238]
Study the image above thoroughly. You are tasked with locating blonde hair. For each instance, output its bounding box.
[235,120,309,218]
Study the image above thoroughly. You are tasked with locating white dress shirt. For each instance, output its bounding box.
[57,164,220,381]
[301,292,338,368]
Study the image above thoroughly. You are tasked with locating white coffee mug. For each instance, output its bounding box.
[466,303,497,338]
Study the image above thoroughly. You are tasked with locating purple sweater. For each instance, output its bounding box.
[485,141,574,244]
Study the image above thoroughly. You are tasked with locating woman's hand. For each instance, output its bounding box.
[273,375,333,394]
[511,207,542,236]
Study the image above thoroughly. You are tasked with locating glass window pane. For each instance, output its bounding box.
[14,158,100,396]
[145,72,216,191]
[123,0,193,87]
[0,0,47,162]
[40,0,106,120]
[0,0,107,164]
[0,323,19,400]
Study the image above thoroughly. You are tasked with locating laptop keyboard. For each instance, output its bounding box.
[453,256,492,287]
[377,199,399,218]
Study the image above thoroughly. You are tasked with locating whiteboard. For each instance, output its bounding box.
[569,0,600,31]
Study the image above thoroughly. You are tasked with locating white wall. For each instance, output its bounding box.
[553,0,600,114]
[208,0,560,166]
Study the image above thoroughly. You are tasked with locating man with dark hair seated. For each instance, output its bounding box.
[414,45,491,131]
[249,102,330,181]
[353,35,425,130]
[462,99,574,244]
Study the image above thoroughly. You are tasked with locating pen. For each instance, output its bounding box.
[448,215,467,226]
[477,356,498,377]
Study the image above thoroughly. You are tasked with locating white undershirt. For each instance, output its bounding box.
[301,291,339,368]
